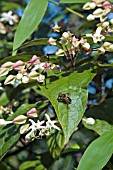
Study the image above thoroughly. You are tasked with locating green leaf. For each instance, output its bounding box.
[0,124,20,160]
[47,130,65,159]
[0,51,43,66]
[17,38,62,50]
[105,35,113,42]
[76,131,113,170]
[1,2,23,11]
[50,155,75,170]
[40,64,96,144]
[98,62,113,69]
[19,160,40,170]
[60,0,89,3]
[0,92,9,106]
[13,0,48,51]
[83,118,113,135]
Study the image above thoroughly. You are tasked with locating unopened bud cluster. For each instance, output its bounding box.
[0,55,59,85]
[48,27,91,61]
[0,107,60,143]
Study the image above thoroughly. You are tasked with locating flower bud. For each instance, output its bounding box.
[37,74,45,83]
[108,44,113,52]
[83,2,92,10]
[82,42,90,50]
[90,2,96,9]
[13,60,25,71]
[52,24,61,32]
[55,49,64,56]
[110,19,113,25]
[93,8,103,17]
[48,37,56,45]
[51,64,61,73]
[43,62,51,69]
[29,55,40,65]
[4,75,15,85]
[20,124,29,134]
[62,32,70,39]
[13,101,19,107]
[25,131,35,143]
[0,119,13,126]
[27,108,38,118]
[87,14,95,21]
[102,21,109,28]
[86,117,95,125]
[16,73,23,80]
[102,1,111,9]
[28,70,38,79]
[22,76,29,84]
[13,115,27,124]
[0,68,10,77]
[98,46,105,54]
[1,62,13,68]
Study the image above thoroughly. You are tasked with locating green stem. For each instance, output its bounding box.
[49,0,84,19]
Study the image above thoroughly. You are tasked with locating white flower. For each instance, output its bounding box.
[45,114,60,131]
[0,11,18,25]
[86,26,105,43]
[25,119,45,142]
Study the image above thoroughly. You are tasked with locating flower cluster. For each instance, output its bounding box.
[0,55,58,85]
[0,108,60,143]
[48,26,91,62]
[83,0,113,54]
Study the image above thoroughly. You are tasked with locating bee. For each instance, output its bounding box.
[57,93,71,105]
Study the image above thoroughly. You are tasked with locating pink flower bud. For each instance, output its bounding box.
[102,1,111,8]
[13,115,27,124]
[27,108,38,118]
[13,60,25,71]
[29,55,40,65]
[43,62,51,69]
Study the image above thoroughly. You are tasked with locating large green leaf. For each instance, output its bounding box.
[0,124,20,160]
[77,131,113,170]
[40,64,96,144]
[13,0,48,51]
